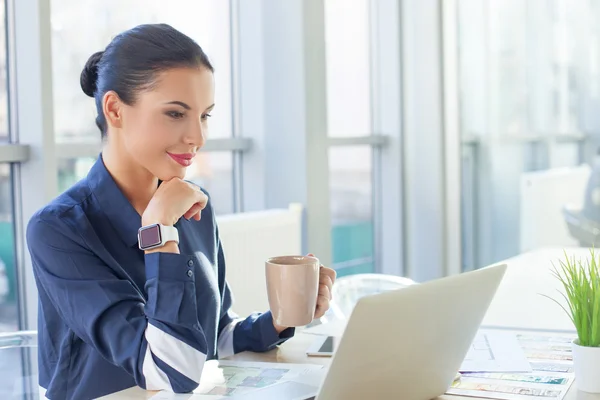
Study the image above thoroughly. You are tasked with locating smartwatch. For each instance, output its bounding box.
[138,224,179,251]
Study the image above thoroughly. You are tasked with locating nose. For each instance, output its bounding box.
[185,119,206,149]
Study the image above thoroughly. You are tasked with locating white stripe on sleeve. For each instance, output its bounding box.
[143,323,207,387]
[142,343,172,391]
[217,318,243,359]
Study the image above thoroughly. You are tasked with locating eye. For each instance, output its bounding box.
[166,110,185,119]
[201,113,212,121]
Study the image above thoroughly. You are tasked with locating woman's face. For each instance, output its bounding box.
[111,67,215,181]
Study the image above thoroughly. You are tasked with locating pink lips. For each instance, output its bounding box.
[167,152,196,167]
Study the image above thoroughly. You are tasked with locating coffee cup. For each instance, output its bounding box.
[265,255,320,327]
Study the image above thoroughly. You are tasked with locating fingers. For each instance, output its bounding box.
[315,294,331,319]
[319,272,334,292]
[320,265,337,282]
[314,279,333,319]
[183,203,203,220]
[184,183,208,221]
[190,184,209,208]
[318,282,331,299]
[193,210,202,221]
[307,254,336,282]
[304,253,336,319]
[319,267,336,303]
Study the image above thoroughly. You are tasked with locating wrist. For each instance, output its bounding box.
[138,223,179,252]
[144,241,180,255]
[141,215,174,227]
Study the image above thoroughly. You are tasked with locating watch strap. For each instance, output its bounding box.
[160,224,179,245]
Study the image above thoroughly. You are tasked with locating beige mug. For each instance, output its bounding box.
[265,255,320,327]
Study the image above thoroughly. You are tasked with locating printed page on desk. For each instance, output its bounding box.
[150,361,323,399]
[460,330,531,373]
[448,329,577,400]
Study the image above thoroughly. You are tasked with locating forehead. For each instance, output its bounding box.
[140,67,214,109]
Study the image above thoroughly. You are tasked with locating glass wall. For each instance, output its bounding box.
[185,152,234,215]
[0,0,6,145]
[457,0,598,269]
[0,0,17,335]
[324,0,372,137]
[0,164,16,333]
[0,4,28,394]
[325,0,377,276]
[329,147,374,277]
[50,0,233,142]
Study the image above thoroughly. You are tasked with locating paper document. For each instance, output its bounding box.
[448,329,576,400]
[460,330,532,373]
[225,381,318,400]
[150,360,323,399]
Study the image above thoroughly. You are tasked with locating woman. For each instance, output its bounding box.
[26,23,336,400]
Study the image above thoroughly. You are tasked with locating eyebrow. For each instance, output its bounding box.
[165,101,215,113]
[165,101,191,110]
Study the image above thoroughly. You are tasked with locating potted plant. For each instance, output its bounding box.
[543,249,600,393]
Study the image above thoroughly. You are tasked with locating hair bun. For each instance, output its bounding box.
[80,51,104,97]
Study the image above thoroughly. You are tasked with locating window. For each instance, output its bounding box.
[0,168,23,400]
[50,0,233,143]
[325,0,377,275]
[324,0,372,137]
[457,0,594,269]
[0,164,16,333]
[0,0,16,334]
[57,157,96,193]
[329,147,374,277]
[0,0,6,143]
[185,152,234,215]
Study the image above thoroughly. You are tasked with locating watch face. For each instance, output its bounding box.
[138,224,162,249]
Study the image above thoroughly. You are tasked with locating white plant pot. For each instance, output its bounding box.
[572,339,600,393]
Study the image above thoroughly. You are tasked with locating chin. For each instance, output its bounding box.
[164,170,187,181]
[153,164,187,182]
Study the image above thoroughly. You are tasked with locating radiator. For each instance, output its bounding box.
[215,204,303,318]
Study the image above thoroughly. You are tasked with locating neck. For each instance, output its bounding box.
[102,140,158,216]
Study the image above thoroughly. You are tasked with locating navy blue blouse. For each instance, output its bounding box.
[26,155,293,400]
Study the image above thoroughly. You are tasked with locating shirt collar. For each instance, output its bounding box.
[86,154,142,248]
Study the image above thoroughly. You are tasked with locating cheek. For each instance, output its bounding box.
[122,117,189,179]
[126,118,174,154]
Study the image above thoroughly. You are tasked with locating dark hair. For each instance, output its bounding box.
[80,23,214,137]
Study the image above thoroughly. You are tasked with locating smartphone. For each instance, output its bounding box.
[306,336,336,357]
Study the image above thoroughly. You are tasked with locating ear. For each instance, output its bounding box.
[102,90,124,130]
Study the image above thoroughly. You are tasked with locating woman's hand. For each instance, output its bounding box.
[142,178,208,227]
[309,253,337,320]
[141,178,208,254]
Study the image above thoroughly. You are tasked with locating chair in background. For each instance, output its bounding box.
[216,204,303,317]
[520,165,591,252]
[563,156,600,247]
[0,331,38,399]
[0,330,36,349]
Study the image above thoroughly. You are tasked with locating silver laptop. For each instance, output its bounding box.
[232,264,507,400]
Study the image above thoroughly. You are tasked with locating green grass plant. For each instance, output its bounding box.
[542,249,600,347]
